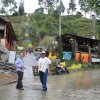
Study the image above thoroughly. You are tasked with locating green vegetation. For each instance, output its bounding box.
[3,13,100,48]
[0,0,25,16]
[0,0,99,48]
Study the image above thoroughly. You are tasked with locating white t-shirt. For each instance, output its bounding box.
[37,57,51,73]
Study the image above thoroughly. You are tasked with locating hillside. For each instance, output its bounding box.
[2,15,100,47]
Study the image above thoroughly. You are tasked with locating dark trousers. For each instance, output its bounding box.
[39,69,48,91]
[16,71,23,89]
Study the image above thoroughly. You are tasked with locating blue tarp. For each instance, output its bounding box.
[63,51,72,60]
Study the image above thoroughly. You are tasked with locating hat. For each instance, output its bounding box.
[41,51,46,53]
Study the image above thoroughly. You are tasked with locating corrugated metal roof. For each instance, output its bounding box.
[60,33,100,42]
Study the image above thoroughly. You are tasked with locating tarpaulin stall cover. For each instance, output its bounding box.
[63,52,72,60]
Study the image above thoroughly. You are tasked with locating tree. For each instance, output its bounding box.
[0,7,6,15]
[0,0,17,15]
[18,1,25,15]
[1,0,14,7]
[34,7,44,14]
[75,12,83,18]
[9,2,17,14]
[79,0,89,17]
[52,10,59,19]
[38,0,64,15]
[38,0,54,14]
[68,0,76,15]
[87,0,100,17]
[12,11,19,16]
[57,1,65,13]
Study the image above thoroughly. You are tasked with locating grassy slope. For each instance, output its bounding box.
[4,15,100,46]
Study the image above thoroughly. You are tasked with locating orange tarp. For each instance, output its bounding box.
[75,52,80,61]
[81,53,89,62]
[75,52,89,62]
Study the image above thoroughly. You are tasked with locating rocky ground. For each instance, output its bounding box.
[0,73,17,85]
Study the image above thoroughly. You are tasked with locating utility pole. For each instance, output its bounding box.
[91,14,96,39]
[58,0,63,61]
[59,0,61,37]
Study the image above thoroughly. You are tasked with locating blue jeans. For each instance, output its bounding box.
[39,69,48,91]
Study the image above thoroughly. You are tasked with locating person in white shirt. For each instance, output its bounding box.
[37,51,51,92]
[15,53,25,90]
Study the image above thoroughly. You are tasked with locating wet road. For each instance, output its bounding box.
[0,69,100,100]
[0,54,100,100]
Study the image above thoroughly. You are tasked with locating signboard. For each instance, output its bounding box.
[91,58,100,62]
[8,51,16,64]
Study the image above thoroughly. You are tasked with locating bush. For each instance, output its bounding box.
[82,62,93,69]
[91,63,100,69]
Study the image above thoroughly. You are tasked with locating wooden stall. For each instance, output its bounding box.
[0,17,17,51]
[59,34,100,63]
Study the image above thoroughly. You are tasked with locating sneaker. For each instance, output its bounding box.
[42,88,47,91]
[42,90,47,95]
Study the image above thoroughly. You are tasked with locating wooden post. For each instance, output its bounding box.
[73,37,78,60]
[88,41,91,62]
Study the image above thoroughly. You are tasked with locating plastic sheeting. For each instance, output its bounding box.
[63,51,72,60]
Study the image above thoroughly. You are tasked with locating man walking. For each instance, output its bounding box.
[15,53,25,90]
[37,51,51,92]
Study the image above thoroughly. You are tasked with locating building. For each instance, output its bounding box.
[0,17,17,51]
[57,34,100,63]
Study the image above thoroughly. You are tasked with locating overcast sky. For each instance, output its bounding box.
[16,0,80,14]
